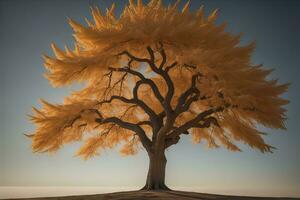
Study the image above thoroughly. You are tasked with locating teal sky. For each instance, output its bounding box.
[1,0,300,197]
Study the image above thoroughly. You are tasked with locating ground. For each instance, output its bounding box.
[6,190,299,200]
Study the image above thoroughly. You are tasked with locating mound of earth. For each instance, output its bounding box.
[6,190,298,200]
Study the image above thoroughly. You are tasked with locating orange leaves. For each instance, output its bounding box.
[76,126,137,159]
[43,0,230,88]
[191,126,240,152]
[42,0,249,102]
[181,1,191,14]
[30,0,289,159]
[217,111,274,153]
[29,98,99,153]
[207,9,219,22]
[76,135,104,160]
[120,136,140,156]
[29,93,145,158]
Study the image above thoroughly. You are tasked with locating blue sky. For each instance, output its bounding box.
[1,0,300,197]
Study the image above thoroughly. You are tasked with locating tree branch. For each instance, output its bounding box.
[117,50,149,63]
[137,121,152,126]
[166,106,225,146]
[165,62,178,72]
[174,73,202,115]
[108,68,164,104]
[98,95,157,126]
[95,117,151,151]
[132,79,160,124]
[158,42,167,70]
[146,46,174,116]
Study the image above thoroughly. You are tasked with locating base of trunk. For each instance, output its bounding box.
[140,183,171,191]
[142,151,170,191]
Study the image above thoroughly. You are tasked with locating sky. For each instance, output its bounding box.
[1,0,300,197]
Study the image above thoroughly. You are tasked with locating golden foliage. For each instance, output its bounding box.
[29,0,288,158]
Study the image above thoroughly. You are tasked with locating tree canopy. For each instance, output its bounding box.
[29,0,289,160]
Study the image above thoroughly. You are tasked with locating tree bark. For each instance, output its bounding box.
[141,150,170,190]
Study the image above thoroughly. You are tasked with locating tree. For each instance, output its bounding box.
[28,0,289,190]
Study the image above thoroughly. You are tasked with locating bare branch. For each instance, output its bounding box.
[98,95,157,124]
[117,50,149,63]
[158,42,167,69]
[117,47,175,117]
[62,115,81,130]
[86,109,102,118]
[146,46,174,115]
[99,95,134,105]
[137,121,152,126]
[95,117,151,151]
[165,62,178,72]
[120,105,138,119]
[102,69,129,98]
[174,73,202,115]
[108,67,164,104]
[183,64,197,70]
[166,106,226,143]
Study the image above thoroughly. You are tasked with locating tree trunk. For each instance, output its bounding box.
[141,150,170,190]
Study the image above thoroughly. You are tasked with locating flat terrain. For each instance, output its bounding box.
[5,190,299,200]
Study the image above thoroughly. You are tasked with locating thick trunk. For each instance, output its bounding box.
[141,150,170,190]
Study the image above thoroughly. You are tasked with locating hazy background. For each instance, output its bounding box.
[1,0,300,198]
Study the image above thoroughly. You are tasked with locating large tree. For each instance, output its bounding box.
[28,0,289,190]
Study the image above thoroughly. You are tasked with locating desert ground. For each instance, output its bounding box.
[5,190,299,200]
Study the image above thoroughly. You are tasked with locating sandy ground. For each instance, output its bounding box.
[4,190,299,200]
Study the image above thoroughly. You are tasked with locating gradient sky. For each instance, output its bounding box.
[1,0,300,197]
